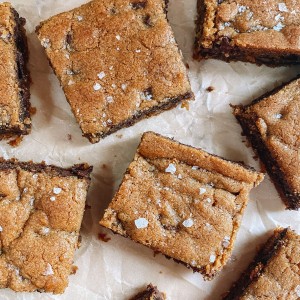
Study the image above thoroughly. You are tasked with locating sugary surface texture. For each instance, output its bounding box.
[0,162,90,294]
[36,0,193,143]
[240,229,300,299]
[234,78,300,208]
[100,132,264,278]
[0,3,30,134]
[195,0,300,62]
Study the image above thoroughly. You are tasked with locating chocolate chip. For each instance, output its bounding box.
[142,87,153,101]
[110,7,117,15]
[131,0,147,9]
[66,32,72,45]
[143,14,153,27]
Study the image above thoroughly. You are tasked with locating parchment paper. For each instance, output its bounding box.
[1,0,300,299]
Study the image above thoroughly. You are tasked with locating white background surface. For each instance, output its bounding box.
[0,0,300,299]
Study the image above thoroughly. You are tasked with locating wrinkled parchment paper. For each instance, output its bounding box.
[1,0,300,299]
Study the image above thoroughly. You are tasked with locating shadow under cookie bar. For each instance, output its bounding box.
[233,77,300,210]
[194,0,300,65]
[100,131,264,279]
[223,228,300,299]
[0,158,92,294]
[36,0,193,144]
[0,3,31,137]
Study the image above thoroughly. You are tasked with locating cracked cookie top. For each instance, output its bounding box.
[200,0,300,52]
[100,132,264,278]
[36,0,192,143]
[0,160,92,294]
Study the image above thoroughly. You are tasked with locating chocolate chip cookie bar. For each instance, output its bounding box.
[233,77,300,210]
[0,159,92,294]
[100,132,264,279]
[194,0,300,65]
[36,0,193,143]
[0,3,31,138]
[223,228,300,299]
[130,284,166,300]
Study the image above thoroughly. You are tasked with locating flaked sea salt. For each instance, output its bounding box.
[134,218,148,229]
[93,83,102,91]
[53,187,62,194]
[182,218,194,228]
[43,263,54,276]
[165,163,176,174]
[199,187,206,195]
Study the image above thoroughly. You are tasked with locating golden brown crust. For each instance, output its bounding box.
[36,0,193,143]
[195,0,300,64]
[0,159,92,294]
[224,228,300,299]
[100,132,264,279]
[233,77,300,209]
[0,3,31,137]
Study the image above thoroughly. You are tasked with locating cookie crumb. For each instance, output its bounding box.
[206,86,214,92]
[98,232,111,242]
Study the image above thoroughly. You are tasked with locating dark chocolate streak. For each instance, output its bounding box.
[85,92,193,143]
[223,228,289,300]
[0,158,93,180]
[0,8,31,135]
[233,77,300,209]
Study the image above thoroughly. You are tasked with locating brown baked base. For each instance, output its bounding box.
[0,8,31,136]
[193,0,300,66]
[85,92,193,143]
[233,83,300,210]
[223,228,288,300]
[130,284,166,300]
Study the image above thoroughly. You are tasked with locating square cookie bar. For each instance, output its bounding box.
[194,0,300,65]
[223,228,300,299]
[36,0,193,143]
[100,132,264,279]
[0,3,31,137]
[233,77,300,210]
[130,284,166,300]
[0,159,92,294]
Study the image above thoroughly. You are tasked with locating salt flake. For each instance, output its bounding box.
[209,254,216,263]
[182,218,194,228]
[41,38,51,48]
[93,83,102,91]
[106,96,114,103]
[0,225,2,232]
[199,187,206,195]
[295,285,300,297]
[53,187,62,194]
[50,196,56,202]
[116,34,121,40]
[278,2,289,12]
[134,218,148,229]
[165,163,176,174]
[192,166,199,170]
[97,71,106,80]
[275,113,282,119]
[273,22,285,31]
[43,263,54,276]
[77,16,83,21]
